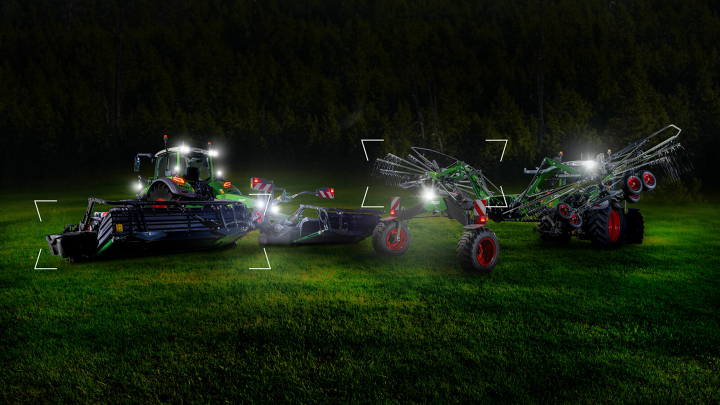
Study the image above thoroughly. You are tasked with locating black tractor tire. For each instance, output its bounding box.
[147,181,177,202]
[625,193,641,203]
[538,217,571,245]
[372,220,411,256]
[457,228,500,273]
[639,170,657,191]
[622,174,643,196]
[624,209,645,244]
[584,206,626,250]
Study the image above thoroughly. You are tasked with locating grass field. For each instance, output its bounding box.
[1,172,719,403]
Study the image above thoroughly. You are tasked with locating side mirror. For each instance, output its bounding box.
[250,177,273,191]
[316,187,334,199]
[134,156,140,172]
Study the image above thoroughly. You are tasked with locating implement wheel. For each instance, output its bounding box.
[457,228,499,273]
[624,209,645,244]
[584,206,626,250]
[372,220,411,256]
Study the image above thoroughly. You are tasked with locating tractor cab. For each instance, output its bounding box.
[134,136,240,201]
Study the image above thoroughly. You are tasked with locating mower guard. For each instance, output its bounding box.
[46,198,251,260]
[259,205,384,245]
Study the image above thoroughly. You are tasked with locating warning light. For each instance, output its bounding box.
[475,214,486,225]
[172,176,186,185]
[391,209,396,216]
[164,135,168,139]
[330,188,334,193]
[223,182,232,188]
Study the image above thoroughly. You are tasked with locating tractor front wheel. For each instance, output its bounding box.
[372,220,411,255]
[457,228,500,273]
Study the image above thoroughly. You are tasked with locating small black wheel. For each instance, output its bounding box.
[584,206,626,250]
[372,220,411,256]
[639,170,657,191]
[624,209,645,244]
[622,174,643,196]
[457,228,499,273]
[625,193,641,203]
[567,212,583,229]
[555,203,572,221]
[538,216,571,245]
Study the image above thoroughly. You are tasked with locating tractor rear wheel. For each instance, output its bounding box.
[372,220,411,255]
[538,217,571,245]
[585,206,626,249]
[624,209,645,244]
[457,228,499,273]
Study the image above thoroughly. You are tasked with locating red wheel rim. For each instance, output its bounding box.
[256,211,263,223]
[476,238,496,267]
[386,228,407,251]
[608,210,620,243]
[570,214,581,225]
[643,172,655,186]
[628,177,641,191]
[559,205,569,217]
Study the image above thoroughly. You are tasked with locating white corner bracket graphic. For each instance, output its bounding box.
[249,248,272,270]
[34,200,58,222]
[361,186,384,208]
[34,249,57,270]
[361,139,384,161]
[486,186,509,208]
[485,139,508,162]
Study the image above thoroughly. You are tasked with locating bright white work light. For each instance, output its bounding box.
[217,171,222,176]
[583,160,596,168]
[423,188,436,200]
[209,150,219,157]
[271,205,279,213]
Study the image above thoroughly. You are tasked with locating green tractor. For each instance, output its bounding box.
[134,134,335,228]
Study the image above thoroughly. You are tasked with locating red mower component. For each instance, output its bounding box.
[555,203,572,221]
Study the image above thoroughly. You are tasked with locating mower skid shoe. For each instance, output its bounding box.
[46,231,98,259]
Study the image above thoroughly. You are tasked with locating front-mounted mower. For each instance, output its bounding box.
[372,125,691,272]
[46,135,382,261]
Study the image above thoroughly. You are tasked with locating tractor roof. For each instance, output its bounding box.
[155,146,210,157]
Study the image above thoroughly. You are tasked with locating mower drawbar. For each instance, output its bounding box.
[46,198,252,261]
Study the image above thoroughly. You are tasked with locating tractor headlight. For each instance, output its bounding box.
[217,170,222,176]
[180,146,190,154]
[271,205,279,213]
[135,182,143,190]
[209,150,219,157]
[583,160,596,169]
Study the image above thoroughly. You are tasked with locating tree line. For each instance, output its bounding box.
[1,0,719,188]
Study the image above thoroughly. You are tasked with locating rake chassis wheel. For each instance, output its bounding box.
[457,228,500,273]
[372,220,411,255]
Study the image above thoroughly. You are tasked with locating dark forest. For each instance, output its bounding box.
[2,0,719,187]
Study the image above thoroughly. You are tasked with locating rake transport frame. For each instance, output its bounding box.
[372,125,691,272]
